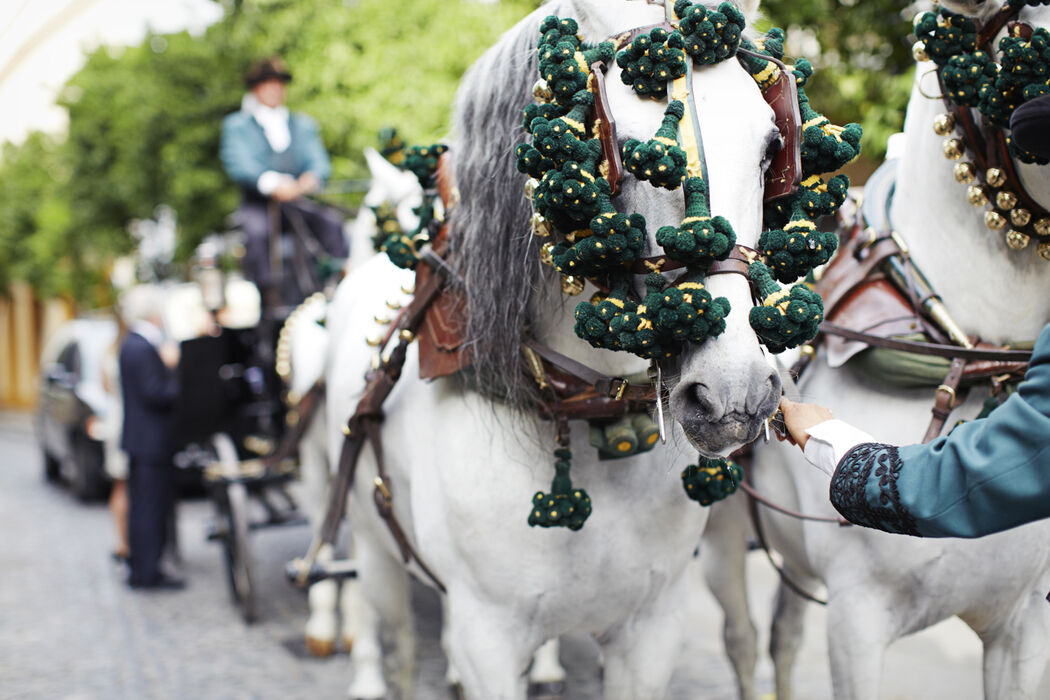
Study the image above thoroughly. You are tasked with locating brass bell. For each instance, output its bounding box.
[532,79,553,103]
[531,212,551,238]
[1006,229,1031,250]
[942,138,964,160]
[933,113,956,136]
[561,275,585,296]
[1036,218,1050,237]
[365,332,384,347]
[912,40,930,63]
[540,241,555,266]
[953,162,975,184]
[398,329,415,343]
[524,178,539,199]
[996,191,1018,210]
[985,211,1006,230]
[966,185,987,207]
[985,168,1007,188]
[1039,242,1050,261]
[1010,208,1032,227]
[385,298,403,310]
[400,282,415,295]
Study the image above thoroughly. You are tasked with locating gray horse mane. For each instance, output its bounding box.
[447,5,562,411]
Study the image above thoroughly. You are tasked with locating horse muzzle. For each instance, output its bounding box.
[669,365,781,454]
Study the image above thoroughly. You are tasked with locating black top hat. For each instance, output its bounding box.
[244,56,293,87]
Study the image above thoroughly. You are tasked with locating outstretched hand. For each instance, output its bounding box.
[779,396,834,450]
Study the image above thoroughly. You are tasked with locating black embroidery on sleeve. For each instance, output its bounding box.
[829,442,921,536]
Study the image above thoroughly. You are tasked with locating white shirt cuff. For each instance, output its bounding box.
[257,171,293,195]
[802,419,876,477]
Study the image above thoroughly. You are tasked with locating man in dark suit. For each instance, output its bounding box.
[118,285,183,590]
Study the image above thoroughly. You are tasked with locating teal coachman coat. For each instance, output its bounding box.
[219,101,331,194]
[831,323,1050,538]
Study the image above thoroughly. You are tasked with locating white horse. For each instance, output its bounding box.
[322,0,787,697]
[703,2,1050,698]
[345,147,424,272]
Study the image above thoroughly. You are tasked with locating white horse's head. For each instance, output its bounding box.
[347,148,425,270]
[451,0,794,454]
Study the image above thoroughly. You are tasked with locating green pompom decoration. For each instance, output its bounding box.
[942,50,997,107]
[616,27,688,99]
[793,60,862,176]
[537,17,614,106]
[551,178,647,276]
[378,127,405,165]
[759,175,841,282]
[682,455,742,505]
[528,448,593,530]
[914,10,978,67]
[622,100,689,189]
[533,139,605,232]
[402,144,448,190]
[673,0,745,65]
[747,261,824,353]
[655,177,735,270]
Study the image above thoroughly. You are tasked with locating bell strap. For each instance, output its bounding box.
[820,322,1032,363]
[632,244,760,277]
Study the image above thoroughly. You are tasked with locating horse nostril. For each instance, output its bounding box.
[690,383,724,421]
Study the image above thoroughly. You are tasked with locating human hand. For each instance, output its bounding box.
[297,171,321,195]
[779,397,833,450]
[271,180,302,202]
[159,341,181,369]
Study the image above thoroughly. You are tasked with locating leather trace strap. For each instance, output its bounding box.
[923,356,968,443]
[819,322,1032,363]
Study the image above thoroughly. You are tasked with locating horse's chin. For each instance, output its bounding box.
[678,414,766,456]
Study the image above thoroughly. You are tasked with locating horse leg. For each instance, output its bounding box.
[977,591,1050,699]
[299,405,337,657]
[599,588,685,700]
[825,597,890,700]
[304,544,338,657]
[528,638,567,696]
[769,579,810,700]
[440,595,463,692]
[700,498,758,700]
[347,535,414,700]
[444,594,532,700]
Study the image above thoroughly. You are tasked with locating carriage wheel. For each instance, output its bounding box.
[217,480,257,623]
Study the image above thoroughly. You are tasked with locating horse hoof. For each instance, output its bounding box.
[342,635,354,653]
[305,635,336,658]
[447,682,465,700]
[528,680,566,699]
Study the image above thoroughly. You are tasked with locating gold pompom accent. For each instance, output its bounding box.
[953,162,975,184]
[533,79,553,103]
[524,178,539,199]
[1011,208,1031,227]
[933,113,955,136]
[913,41,930,62]
[1035,218,1050,237]
[996,191,1018,210]
[561,275,584,296]
[942,138,963,160]
[985,168,1006,188]
[1039,242,1050,261]
[540,241,555,266]
[531,212,551,238]
[985,211,1006,230]
[967,185,987,207]
[1006,229,1030,249]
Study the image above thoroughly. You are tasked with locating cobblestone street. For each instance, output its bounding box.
[2,412,1047,699]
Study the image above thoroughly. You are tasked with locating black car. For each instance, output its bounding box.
[37,317,118,500]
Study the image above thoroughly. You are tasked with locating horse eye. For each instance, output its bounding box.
[763,135,784,170]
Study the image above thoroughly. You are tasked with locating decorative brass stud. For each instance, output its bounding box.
[374,313,391,325]
[933,113,955,136]
[1010,208,1032,227]
[1036,218,1050,237]
[996,191,1018,210]
[400,282,415,295]
[985,167,1007,188]
[385,299,402,310]
[540,241,555,266]
[912,41,930,63]
[365,333,384,347]
[985,211,1007,230]
[524,178,539,199]
[561,275,585,296]
[532,79,553,103]
[953,162,975,184]
[398,329,415,343]
[966,185,987,206]
[531,212,551,238]
[1006,229,1031,249]
[942,138,963,160]
[1039,242,1050,261]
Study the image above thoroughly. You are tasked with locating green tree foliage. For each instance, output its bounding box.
[1,0,912,306]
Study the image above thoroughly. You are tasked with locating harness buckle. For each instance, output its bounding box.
[614,379,629,400]
[935,383,957,409]
[374,476,392,502]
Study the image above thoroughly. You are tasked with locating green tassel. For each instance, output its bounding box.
[682,455,742,505]
[655,177,736,270]
[622,100,689,189]
[402,144,448,190]
[616,27,688,100]
[673,0,745,65]
[551,178,647,277]
[528,448,593,530]
[747,261,823,353]
[378,127,405,165]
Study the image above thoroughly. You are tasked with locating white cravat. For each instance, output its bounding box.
[802,419,877,476]
[242,93,295,195]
